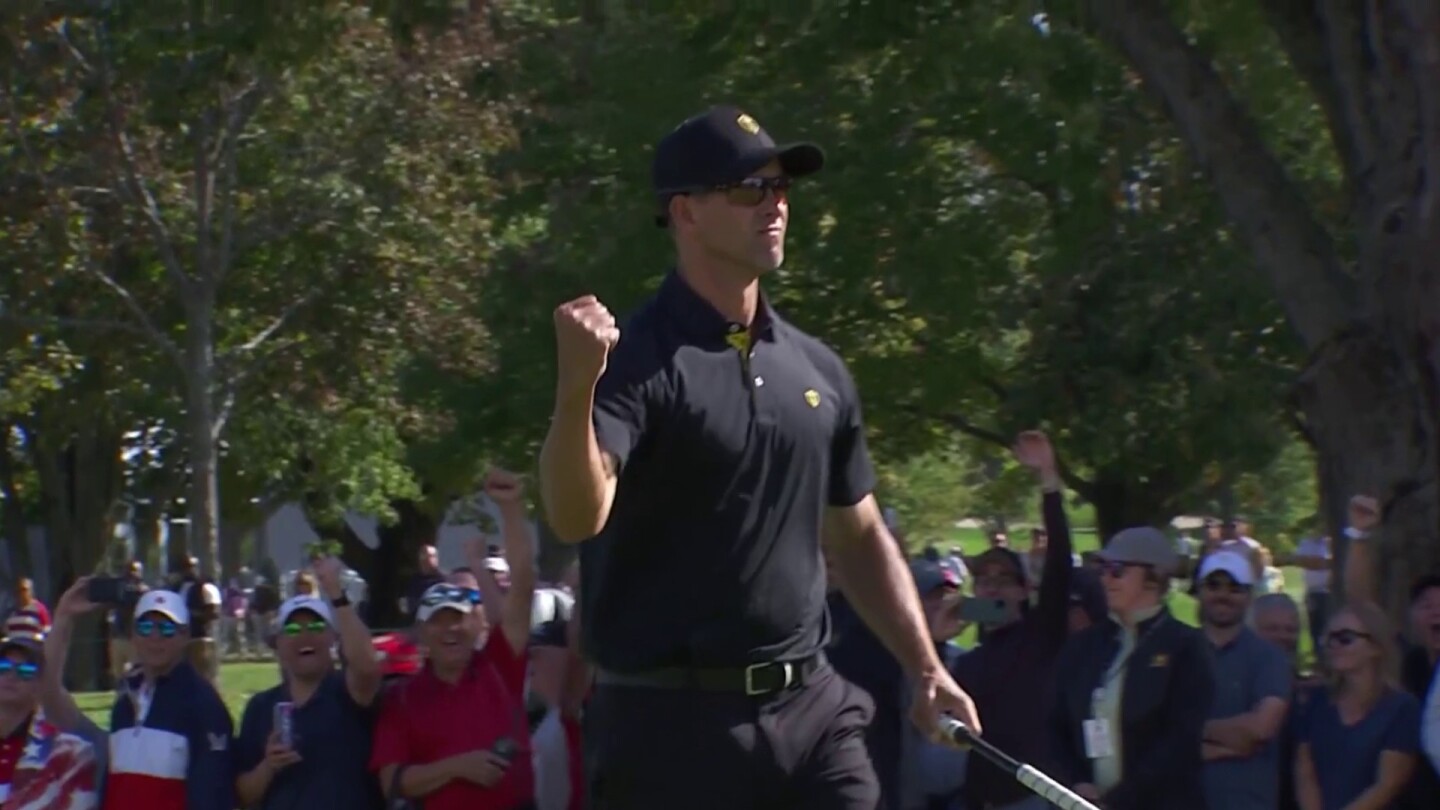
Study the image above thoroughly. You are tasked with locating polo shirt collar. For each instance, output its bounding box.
[658,270,779,345]
[417,650,483,689]
[281,669,341,706]
[1208,624,1253,652]
[1106,603,1167,638]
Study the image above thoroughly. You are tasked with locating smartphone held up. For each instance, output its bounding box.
[86,577,144,609]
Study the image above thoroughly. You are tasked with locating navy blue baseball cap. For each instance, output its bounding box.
[652,105,825,225]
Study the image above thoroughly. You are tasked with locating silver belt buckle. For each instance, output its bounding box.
[744,661,795,696]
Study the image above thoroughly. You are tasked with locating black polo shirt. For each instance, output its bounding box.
[580,271,876,671]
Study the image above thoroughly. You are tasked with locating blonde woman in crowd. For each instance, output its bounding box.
[1294,602,1422,809]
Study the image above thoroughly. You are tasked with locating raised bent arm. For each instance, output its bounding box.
[539,391,619,543]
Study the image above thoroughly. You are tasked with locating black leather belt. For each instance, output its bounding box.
[595,652,827,696]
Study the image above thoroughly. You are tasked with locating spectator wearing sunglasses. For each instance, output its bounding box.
[1295,602,1422,809]
[447,563,493,646]
[1049,527,1214,810]
[44,583,232,810]
[1195,551,1292,810]
[234,555,384,810]
[372,468,539,810]
[1340,493,1440,809]
[3,613,106,809]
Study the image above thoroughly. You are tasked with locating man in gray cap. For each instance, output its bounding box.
[1049,526,1214,810]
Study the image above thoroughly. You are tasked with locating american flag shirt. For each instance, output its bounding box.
[4,713,100,810]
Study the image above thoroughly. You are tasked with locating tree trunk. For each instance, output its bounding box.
[1075,1,1440,624]
[220,521,245,581]
[1295,319,1440,619]
[183,307,222,579]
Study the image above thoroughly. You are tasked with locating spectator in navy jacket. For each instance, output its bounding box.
[1050,526,1214,810]
[48,581,234,810]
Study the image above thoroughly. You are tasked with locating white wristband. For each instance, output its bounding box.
[1343,527,1370,541]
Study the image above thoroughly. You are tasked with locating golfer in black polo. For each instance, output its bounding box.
[539,106,981,810]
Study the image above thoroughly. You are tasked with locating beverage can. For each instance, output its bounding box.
[273,701,296,748]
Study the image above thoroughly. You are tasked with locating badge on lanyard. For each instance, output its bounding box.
[1083,718,1115,759]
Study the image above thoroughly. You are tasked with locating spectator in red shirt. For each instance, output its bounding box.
[10,579,50,632]
[372,468,539,810]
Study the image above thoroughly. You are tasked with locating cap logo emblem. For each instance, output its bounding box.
[804,389,821,408]
[736,113,760,134]
[1150,653,1169,668]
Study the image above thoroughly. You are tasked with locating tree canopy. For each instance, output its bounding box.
[12,0,1434,630]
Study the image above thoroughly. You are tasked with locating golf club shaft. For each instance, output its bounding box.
[938,717,1101,810]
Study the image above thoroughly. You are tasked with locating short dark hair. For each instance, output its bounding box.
[1410,573,1440,604]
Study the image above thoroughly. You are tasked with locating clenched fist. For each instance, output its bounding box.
[554,295,620,394]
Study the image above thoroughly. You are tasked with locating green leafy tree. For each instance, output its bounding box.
[476,3,1304,540]
[1,3,516,590]
[1046,1,1440,613]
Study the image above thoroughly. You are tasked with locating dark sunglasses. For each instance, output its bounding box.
[282,621,329,636]
[0,660,39,681]
[663,176,793,208]
[1202,577,1251,595]
[1325,628,1372,647]
[134,618,180,638]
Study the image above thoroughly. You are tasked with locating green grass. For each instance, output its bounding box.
[75,661,279,728]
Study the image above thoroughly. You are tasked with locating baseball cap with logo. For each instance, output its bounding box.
[415,583,475,622]
[651,105,825,226]
[277,595,334,627]
[1098,527,1179,577]
[133,589,190,625]
[909,558,961,595]
[0,614,45,656]
[1197,550,1255,587]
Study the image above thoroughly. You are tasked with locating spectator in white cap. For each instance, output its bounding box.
[46,581,233,810]
[233,556,383,810]
[1194,550,1291,810]
[371,467,539,810]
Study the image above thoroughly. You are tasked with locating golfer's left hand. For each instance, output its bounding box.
[911,667,982,741]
